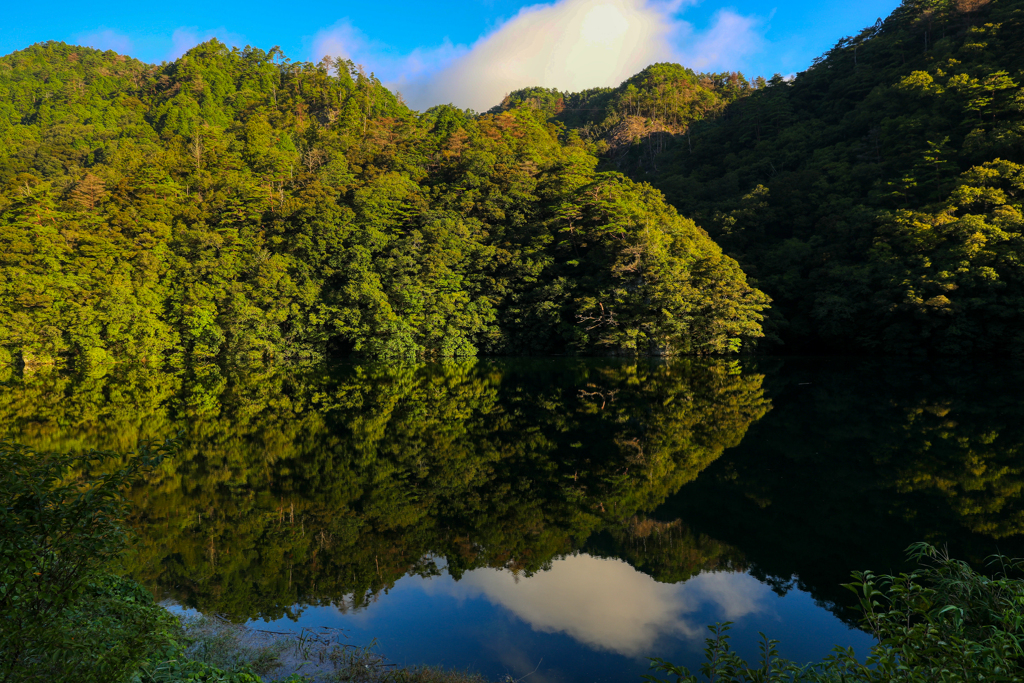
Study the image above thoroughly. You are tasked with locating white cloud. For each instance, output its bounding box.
[310,20,369,63]
[401,0,682,111]
[309,0,767,112]
[168,27,247,61]
[74,28,134,55]
[675,9,766,71]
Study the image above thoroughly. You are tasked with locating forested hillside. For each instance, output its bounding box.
[520,0,1024,355]
[4,0,1022,366]
[0,41,767,368]
[489,63,757,176]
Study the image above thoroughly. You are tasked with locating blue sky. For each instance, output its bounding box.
[3,0,901,111]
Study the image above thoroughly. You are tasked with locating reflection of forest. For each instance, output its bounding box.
[3,358,1022,625]
[0,359,768,621]
[658,358,1024,623]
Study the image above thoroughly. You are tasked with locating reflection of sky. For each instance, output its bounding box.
[425,554,767,656]
[256,554,874,683]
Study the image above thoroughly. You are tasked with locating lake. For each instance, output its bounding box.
[3,356,1022,682]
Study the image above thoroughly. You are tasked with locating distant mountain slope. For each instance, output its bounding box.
[491,63,757,176]
[0,41,767,367]
[502,0,1024,355]
[654,0,1024,354]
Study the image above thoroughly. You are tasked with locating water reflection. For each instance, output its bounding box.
[438,555,767,656]
[658,357,1024,622]
[266,555,864,683]
[0,359,769,622]
[2,356,1024,678]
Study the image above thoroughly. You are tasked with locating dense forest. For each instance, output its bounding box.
[0,39,767,367]
[1,0,1022,365]
[509,0,1024,355]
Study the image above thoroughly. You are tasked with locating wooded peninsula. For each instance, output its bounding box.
[1,0,1021,367]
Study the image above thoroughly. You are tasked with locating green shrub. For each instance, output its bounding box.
[133,615,294,683]
[0,440,175,683]
[645,543,1024,682]
[77,345,113,371]
[133,657,278,683]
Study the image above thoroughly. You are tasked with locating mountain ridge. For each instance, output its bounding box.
[498,0,1024,355]
[2,0,1022,364]
[0,39,768,366]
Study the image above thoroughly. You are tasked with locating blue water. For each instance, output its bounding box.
[253,554,872,682]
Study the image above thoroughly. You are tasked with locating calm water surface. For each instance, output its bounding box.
[3,357,1023,682]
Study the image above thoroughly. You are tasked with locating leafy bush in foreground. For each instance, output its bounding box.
[0,441,177,682]
[0,439,298,683]
[646,543,1024,682]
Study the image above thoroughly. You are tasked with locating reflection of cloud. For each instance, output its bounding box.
[432,554,768,657]
[74,28,134,55]
[687,571,768,620]
[308,0,768,112]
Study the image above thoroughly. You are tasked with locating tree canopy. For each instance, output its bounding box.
[5,0,1023,362]
[0,41,767,367]
[522,0,1024,355]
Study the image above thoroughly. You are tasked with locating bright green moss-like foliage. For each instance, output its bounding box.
[0,41,767,366]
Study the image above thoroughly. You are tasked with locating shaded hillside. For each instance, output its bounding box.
[505,0,1024,355]
[0,41,767,367]
[654,0,1024,354]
